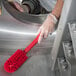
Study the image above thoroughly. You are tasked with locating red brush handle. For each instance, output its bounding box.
[24,33,40,53]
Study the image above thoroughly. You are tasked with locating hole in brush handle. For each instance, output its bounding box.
[24,33,40,53]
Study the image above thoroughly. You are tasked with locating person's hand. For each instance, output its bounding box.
[8,0,24,12]
[38,14,57,43]
[12,1,24,12]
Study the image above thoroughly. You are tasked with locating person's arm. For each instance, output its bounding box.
[52,0,64,19]
[38,0,64,43]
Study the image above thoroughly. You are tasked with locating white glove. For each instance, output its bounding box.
[38,14,57,44]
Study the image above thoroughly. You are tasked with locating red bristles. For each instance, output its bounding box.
[4,49,28,73]
[4,33,40,73]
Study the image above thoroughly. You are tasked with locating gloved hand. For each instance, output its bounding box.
[38,14,57,43]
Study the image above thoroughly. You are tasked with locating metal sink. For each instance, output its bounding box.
[0,1,55,76]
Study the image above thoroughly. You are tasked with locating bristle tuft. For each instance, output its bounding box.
[4,49,28,73]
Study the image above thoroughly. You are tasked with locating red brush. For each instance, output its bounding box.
[4,33,40,73]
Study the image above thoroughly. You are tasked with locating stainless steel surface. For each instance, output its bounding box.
[0,55,52,76]
[62,41,76,76]
[3,0,76,76]
[68,21,76,58]
[57,58,71,76]
[50,0,72,70]
[2,0,47,24]
[0,3,55,54]
[50,0,76,75]
[63,42,74,59]
[0,1,55,76]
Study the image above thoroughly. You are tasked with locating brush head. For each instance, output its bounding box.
[4,49,28,73]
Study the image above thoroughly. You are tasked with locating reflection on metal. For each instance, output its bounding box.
[1,0,76,76]
[0,0,55,54]
[0,28,56,36]
[2,0,47,24]
[0,1,55,76]
[50,0,76,76]
[0,28,37,36]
